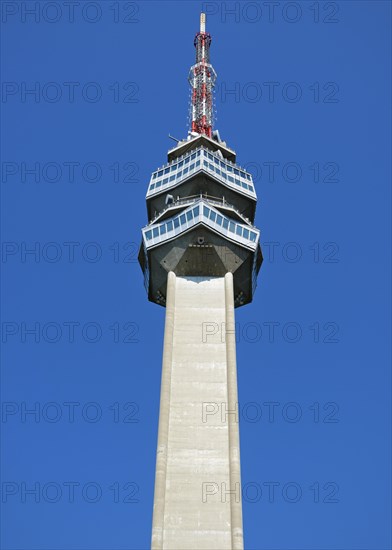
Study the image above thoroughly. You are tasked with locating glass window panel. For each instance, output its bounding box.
[186,210,193,221]
[158,170,163,177]
[160,225,167,235]
[145,230,152,240]
[227,165,233,172]
[243,228,249,239]
[180,214,186,225]
[228,176,234,183]
[204,161,208,167]
[178,161,184,167]
[216,169,221,176]
[210,211,216,222]
[184,157,190,164]
[222,172,227,179]
[208,153,213,160]
[223,219,229,229]
[250,232,256,242]
[217,215,223,225]
[246,174,251,181]
[229,221,236,232]
[164,168,170,174]
[196,160,201,167]
[174,218,180,229]
[169,175,175,182]
[236,226,242,236]
[234,169,239,175]
[214,157,219,164]
[191,153,196,160]
[177,171,182,178]
[193,205,199,216]
[152,173,157,179]
[209,163,214,171]
[150,183,155,190]
[167,220,173,231]
[190,163,195,171]
[153,227,159,237]
[203,205,209,217]
[156,180,162,187]
[183,167,188,175]
[162,178,168,185]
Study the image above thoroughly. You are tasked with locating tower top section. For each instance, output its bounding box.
[200,12,206,33]
[188,13,217,138]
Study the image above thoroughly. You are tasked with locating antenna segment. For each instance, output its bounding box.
[188,13,217,138]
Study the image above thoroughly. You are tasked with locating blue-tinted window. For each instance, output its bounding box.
[193,205,200,216]
[214,157,219,164]
[156,180,162,188]
[190,163,195,171]
[216,169,221,176]
[196,160,201,167]
[203,205,209,217]
[183,167,189,175]
[204,161,208,167]
[209,163,214,171]
[217,215,223,225]
[153,227,159,238]
[236,226,242,236]
[227,166,233,172]
[152,173,157,180]
[158,170,163,177]
[169,175,175,182]
[208,153,213,160]
[162,178,168,185]
[160,225,167,235]
[186,210,193,221]
[180,214,186,225]
[246,174,251,181]
[164,168,170,174]
[250,232,256,242]
[167,220,173,231]
[174,218,180,229]
[145,230,152,240]
[150,183,155,190]
[178,161,184,167]
[243,229,249,239]
[184,157,190,164]
[177,171,182,178]
[223,219,229,229]
[210,211,216,222]
[234,169,239,175]
[229,221,235,233]
[228,176,234,183]
[191,153,196,160]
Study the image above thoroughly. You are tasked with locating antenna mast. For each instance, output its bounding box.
[188,13,217,138]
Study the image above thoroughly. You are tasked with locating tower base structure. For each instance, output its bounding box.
[151,272,243,550]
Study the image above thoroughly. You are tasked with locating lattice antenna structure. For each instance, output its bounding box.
[188,13,217,138]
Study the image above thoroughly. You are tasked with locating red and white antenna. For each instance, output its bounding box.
[188,13,217,138]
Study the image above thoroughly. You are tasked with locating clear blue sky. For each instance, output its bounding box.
[1,1,391,549]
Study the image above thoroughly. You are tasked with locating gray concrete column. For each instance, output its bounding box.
[151,271,176,549]
[225,272,244,550]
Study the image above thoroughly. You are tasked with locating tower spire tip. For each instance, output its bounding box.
[200,12,206,33]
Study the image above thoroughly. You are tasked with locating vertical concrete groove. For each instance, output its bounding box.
[224,272,244,550]
[151,271,176,550]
